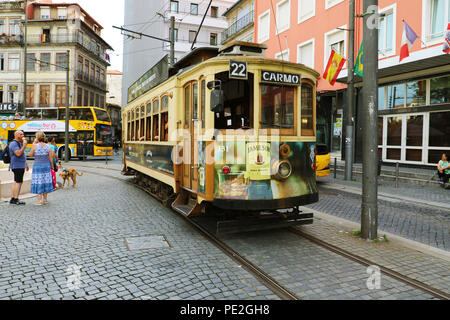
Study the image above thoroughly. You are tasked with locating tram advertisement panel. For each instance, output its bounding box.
[125,144,174,175]
[212,141,317,200]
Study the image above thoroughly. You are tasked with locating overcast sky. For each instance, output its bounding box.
[75,0,125,72]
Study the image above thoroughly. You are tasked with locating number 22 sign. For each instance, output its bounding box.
[229,60,248,80]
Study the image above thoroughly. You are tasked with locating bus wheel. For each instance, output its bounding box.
[59,148,71,161]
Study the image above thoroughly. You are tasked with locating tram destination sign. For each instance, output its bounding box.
[261,70,301,85]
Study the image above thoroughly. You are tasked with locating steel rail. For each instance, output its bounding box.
[288,227,450,300]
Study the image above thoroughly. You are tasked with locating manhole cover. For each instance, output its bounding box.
[125,235,171,250]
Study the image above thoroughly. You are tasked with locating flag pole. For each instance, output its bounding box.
[402,19,428,48]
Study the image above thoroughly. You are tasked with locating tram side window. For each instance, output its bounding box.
[146,102,152,141]
[127,111,131,141]
[140,105,145,141]
[152,99,160,141]
[201,80,206,129]
[213,72,253,130]
[261,84,295,135]
[134,108,139,141]
[160,95,169,142]
[301,82,314,136]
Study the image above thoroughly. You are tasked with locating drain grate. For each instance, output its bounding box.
[125,235,171,250]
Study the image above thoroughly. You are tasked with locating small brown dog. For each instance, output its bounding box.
[59,168,83,189]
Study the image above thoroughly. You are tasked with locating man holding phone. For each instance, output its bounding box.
[9,130,29,205]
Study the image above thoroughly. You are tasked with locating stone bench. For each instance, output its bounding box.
[0,164,32,200]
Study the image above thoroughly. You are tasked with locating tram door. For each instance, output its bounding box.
[182,82,199,192]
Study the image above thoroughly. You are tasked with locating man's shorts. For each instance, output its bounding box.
[12,168,25,183]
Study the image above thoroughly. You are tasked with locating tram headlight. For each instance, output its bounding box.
[272,160,292,181]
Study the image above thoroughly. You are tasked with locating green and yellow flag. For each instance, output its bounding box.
[354,42,364,77]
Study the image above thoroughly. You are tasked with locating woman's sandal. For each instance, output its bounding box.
[34,202,43,206]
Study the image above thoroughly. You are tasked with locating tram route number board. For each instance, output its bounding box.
[229,60,248,80]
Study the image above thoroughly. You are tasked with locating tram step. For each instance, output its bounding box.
[216,213,313,235]
[172,190,204,217]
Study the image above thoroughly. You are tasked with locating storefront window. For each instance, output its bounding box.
[430,75,450,105]
[387,116,402,146]
[378,87,385,110]
[429,111,450,147]
[406,115,423,146]
[387,84,405,109]
[406,80,426,107]
[377,117,383,145]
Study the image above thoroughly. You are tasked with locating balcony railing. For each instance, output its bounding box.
[0,33,22,44]
[76,68,106,90]
[27,32,110,64]
[0,1,24,10]
[165,9,226,21]
[222,11,254,42]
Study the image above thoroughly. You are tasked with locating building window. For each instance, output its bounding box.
[406,80,426,107]
[77,87,83,106]
[325,0,345,10]
[275,49,290,61]
[423,0,449,42]
[298,0,315,23]
[91,63,95,82]
[210,33,217,45]
[387,84,405,109]
[170,1,179,13]
[8,53,19,71]
[84,90,89,106]
[8,85,19,104]
[9,19,20,37]
[84,59,89,80]
[189,30,197,43]
[56,53,68,71]
[297,39,314,69]
[211,6,218,18]
[0,54,4,71]
[58,7,67,19]
[276,0,290,34]
[55,85,66,106]
[41,7,50,19]
[39,85,50,107]
[325,28,346,68]
[90,91,94,106]
[0,19,5,35]
[40,53,50,71]
[78,55,83,79]
[430,75,450,105]
[26,53,35,71]
[191,3,198,15]
[26,85,35,106]
[378,6,395,56]
[258,10,270,43]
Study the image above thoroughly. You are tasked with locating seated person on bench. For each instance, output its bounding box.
[437,153,450,185]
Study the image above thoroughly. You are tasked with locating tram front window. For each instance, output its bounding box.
[214,72,253,130]
[261,85,295,130]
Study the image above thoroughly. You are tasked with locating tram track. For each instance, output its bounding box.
[73,166,449,300]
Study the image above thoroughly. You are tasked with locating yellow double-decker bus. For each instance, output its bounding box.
[0,106,113,160]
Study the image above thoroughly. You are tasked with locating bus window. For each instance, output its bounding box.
[96,124,112,146]
[213,72,253,130]
[94,108,111,122]
[25,109,42,119]
[42,109,58,119]
[78,108,94,121]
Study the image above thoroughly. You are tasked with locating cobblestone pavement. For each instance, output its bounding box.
[306,179,449,250]
[216,229,439,300]
[296,212,450,296]
[324,172,450,206]
[0,167,277,300]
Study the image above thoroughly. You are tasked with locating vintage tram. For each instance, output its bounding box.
[122,41,319,233]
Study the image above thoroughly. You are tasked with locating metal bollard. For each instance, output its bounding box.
[334,158,337,179]
[395,162,399,188]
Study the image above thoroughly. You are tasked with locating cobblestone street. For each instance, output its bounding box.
[0,157,448,300]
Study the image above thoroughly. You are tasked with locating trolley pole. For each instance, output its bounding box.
[22,0,28,115]
[345,0,355,181]
[170,16,175,67]
[361,0,379,240]
[64,50,70,163]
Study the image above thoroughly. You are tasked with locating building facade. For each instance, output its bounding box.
[0,0,112,120]
[255,0,450,166]
[222,0,254,44]
[122,0,237,106]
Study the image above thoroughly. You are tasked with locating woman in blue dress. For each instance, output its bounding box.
[29,131,54,205]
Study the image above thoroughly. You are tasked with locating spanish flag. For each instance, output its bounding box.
[354,42,364,77]
[323,50,346,85]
